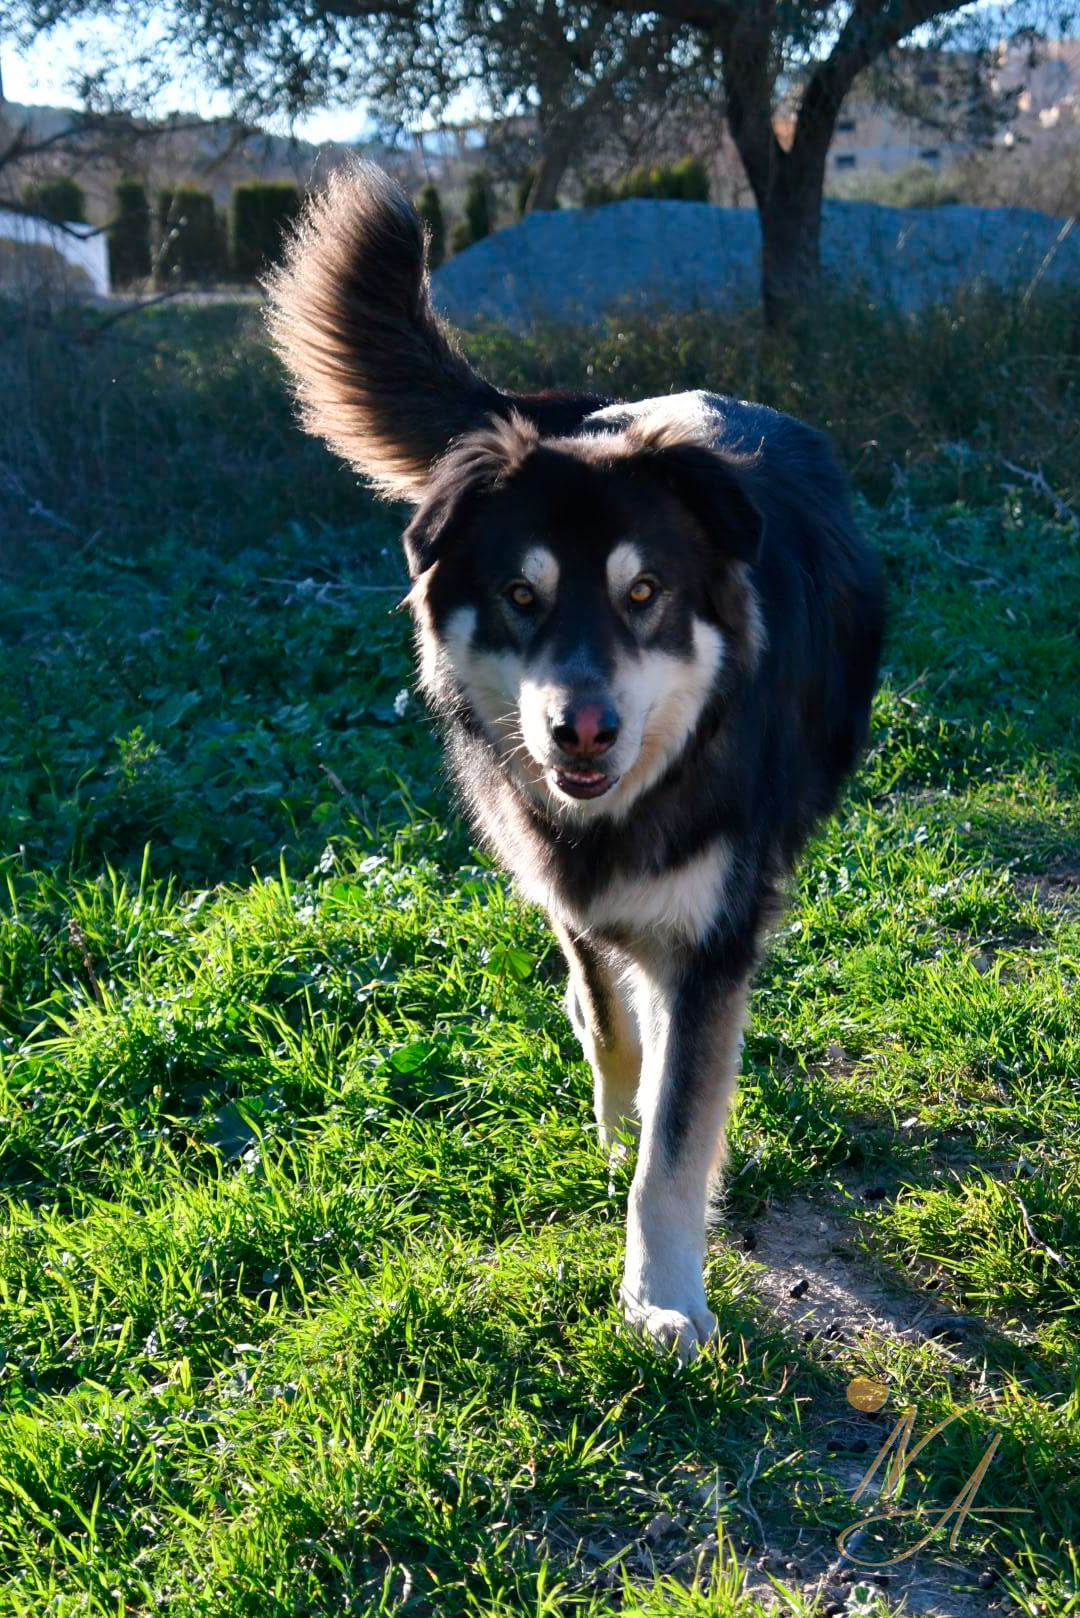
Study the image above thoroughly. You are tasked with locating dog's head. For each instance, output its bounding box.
[403,410,764,819]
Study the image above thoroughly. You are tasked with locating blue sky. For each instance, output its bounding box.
[0,16,366,143]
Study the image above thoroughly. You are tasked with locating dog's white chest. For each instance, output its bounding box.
[573,841,732,944]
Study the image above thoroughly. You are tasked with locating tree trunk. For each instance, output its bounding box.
[526,120,577,211]
[757,156,826,329]
[717,13,848,329]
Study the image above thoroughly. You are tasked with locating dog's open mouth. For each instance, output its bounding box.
[552,767,619,801]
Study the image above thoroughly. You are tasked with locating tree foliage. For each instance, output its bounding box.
[2,0,1072,319]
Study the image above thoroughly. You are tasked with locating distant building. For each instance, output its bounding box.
[0,207,110,294]
[824,38,1079,179]
[825,49,986,178]
[827,104,969,177]
[991,34,1080,145]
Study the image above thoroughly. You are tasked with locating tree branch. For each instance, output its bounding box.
[793,0,982,161]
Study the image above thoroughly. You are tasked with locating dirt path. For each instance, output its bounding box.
[727,1192,1014,1616]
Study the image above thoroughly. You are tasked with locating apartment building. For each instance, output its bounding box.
[827,38,1079,179]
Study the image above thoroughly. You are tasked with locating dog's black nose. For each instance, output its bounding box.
[551,702,619,757]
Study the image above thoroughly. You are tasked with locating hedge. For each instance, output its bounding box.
[582,155,710,207]
[22,176,87,225]
[451,171,493,254]
[108,180,152,287]
[156,188,226,284]
[231,182,301,278]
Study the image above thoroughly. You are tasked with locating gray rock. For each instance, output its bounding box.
[431,198,1079,328]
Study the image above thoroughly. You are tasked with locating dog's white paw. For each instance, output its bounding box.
[621,1290,717,1365]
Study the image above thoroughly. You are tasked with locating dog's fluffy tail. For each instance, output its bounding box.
[265,161,506,501]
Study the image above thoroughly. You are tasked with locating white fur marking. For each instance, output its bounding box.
[608,618,724,817]
[621,969,749,1361]
[580,840,731,943]
[606,542,645,602]
[586,392,718,443]
[520,545,560,601]
[514,617,725,825]
[438,607,535,774]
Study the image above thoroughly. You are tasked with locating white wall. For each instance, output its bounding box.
[0,207,109,294]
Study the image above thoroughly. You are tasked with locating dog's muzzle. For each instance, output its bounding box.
[549,698,620,800]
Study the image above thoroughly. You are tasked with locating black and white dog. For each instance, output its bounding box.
[268,163,884,1362]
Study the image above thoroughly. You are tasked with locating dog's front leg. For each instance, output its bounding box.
[620,949,750,1363]
[552,921,641,1149]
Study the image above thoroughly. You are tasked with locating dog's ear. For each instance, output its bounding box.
[661,444,763,565]
[401,410,540,580]
[401,482,473,579]
[623,429,763,566]
[620,429,765,665]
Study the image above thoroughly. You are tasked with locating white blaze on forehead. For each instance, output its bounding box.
[520,545,560,600]
[606,541,645,602]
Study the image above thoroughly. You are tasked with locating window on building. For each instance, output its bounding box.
[917,66,940,86]
[919,148,941,164]
[836,117,857,134]
[835,153,857,170]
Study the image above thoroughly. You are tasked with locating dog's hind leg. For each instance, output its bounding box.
[620,953,751,1364]
[553,923,642,1150]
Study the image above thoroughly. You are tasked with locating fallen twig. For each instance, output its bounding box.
[1011,1189,1067,1269]
[739,1448,769,1554]
[1001,458,1080,534]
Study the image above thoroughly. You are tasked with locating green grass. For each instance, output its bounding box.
[0,290,1078,1615]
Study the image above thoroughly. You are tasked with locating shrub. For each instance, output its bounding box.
[668,155,710,202]
[108,180,152,287]
[829,159,967,208]
[231,181,301,278]
[453,171,492,254]
[582,157,710,207]
[581,176,617,207]
[21,175,87,225]
[415,182,446,269]
[0,298,392,571]
[156,188,226,284]
[515,167,535,217]
[623,164,655,199]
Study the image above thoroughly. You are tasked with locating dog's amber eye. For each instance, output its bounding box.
[507,582,535,609]
[628,578,656,607]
